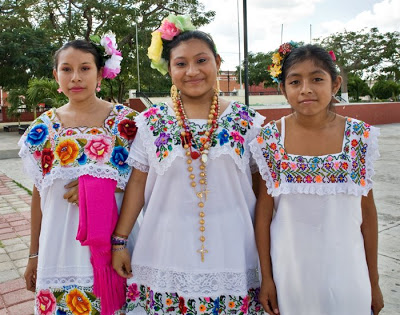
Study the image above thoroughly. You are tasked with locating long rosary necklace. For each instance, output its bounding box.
[173,88,220,262]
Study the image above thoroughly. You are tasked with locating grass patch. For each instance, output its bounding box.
[13,180,32,196]
[0,241,3,248]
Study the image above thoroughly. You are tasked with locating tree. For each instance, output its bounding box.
[371,80,400,100]
[1,0,216,102]
[347,73,371,101]
[380,31,400,82]
[237,52,273,88]
[26,78,67,109]
[317,28,393,101]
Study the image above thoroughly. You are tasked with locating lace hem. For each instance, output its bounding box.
[126,156,150,173]
[36,275,94,289]
[19,144,130,193]
[131,265,260,297]
[364,125,380,195]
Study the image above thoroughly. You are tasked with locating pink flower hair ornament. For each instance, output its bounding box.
[90,32,123,79]
[148,14,196,75]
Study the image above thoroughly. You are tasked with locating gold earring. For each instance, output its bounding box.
[171,84,178,102]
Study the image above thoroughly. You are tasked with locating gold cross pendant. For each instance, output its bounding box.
[197,244,208,262]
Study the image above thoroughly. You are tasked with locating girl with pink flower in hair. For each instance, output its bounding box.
[250,44,384,314]
[19,36,140,315]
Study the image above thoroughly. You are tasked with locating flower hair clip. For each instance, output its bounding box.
[268,41,299,83]
[147,14,196,75]
[90,32,123,79]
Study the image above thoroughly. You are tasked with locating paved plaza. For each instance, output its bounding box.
[0,123,398,314]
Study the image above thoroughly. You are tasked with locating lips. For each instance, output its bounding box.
[299,99,317,104]
[70,87,84,92]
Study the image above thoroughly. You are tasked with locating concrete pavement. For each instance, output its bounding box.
[0,123,399,314]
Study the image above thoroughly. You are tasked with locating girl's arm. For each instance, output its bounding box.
[112,168,147,278]
[254,180,279,315]
[24,186,42,291]
[361,189,384,315]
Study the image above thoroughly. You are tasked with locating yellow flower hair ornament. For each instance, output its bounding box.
[268,41,299,83]
[147,14,196,75]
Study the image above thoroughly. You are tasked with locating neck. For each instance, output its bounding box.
[292,110,335,130]
[67,95,101,113]
[179,89,216,118]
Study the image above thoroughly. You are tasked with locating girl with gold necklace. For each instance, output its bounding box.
[112,15,265,314]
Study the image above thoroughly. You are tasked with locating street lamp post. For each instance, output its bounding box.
[136,23,140,93]
[243,0,249,106]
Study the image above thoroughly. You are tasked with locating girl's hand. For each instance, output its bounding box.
[63,179,79,206]
[112,247,133,279]
[259,278,280,315]
[371,283,384,314]
[24,257,38,292]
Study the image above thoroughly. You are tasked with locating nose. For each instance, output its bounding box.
[300,80,312,94]
[71,70,82,82]
[186,63,200,76]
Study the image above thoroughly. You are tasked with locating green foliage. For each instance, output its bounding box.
[317,28,398,94]
[1,0,215,102]
[239,52,273,87]
[347,74,371,101]
[371,80,400,100]
[26,78,67,108]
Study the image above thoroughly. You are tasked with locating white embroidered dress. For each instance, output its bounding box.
[250,117,380,315]
[125,102,265,314]
[18,105,140,315]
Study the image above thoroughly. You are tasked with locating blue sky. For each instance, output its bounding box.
[199,0,400,70]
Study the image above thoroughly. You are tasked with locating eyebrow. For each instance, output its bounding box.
[172,52,209,60]
[287,69,327,77]
[59,62,93,66]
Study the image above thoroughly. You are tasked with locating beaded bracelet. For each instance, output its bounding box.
[29,253,39,259]
[111,234,128,246]
[111,245,127,252]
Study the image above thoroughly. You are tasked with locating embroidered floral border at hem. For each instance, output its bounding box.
[125,283,262,315]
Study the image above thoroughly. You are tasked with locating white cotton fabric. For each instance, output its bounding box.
[126,104,265,301]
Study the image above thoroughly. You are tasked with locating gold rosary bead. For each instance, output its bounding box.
[191,181,197,187]
[205,131,210,137]
[190,174,195,180]
[188,166,193,172]
[200,164,205,170]
[204,144,210,149]
[186,151,191,156]
[178,121,183,126]
[199,179,205,185]
[199,219,205,225]
[199,211,205,217]
[210,109,215,115]
[198,202,204,208]
[181,131,186,136]
[184,144,189,149]
[200,236,205,242]
[187,159,192,164]
[207,119,212,125]
[208,114,214,119]
[200,172,205,177]
[200,226,205,232]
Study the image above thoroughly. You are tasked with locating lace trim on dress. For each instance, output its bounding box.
[126,156,150,173]
[36,265,94,288]
[131,264,260,297]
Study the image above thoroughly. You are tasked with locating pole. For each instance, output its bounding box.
[136,24,140,93]
[243,0,249,106]
[237,0,242,89]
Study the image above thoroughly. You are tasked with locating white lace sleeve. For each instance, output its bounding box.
[126,128,150,173]
[364,125,380,195]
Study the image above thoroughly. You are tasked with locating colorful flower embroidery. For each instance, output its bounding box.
[55,139,79,165]
[258,118,373,190]
[85,137,111,161]
[118,118,137,140]
[65,288,92,315]
[143,102,258,163]
[27,124,49,145]
[125,284,262,314]
[36,289,56,315]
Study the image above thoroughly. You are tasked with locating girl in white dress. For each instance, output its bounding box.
[20,37,139,315]
[111,15,265,314]
[250,43,384,315]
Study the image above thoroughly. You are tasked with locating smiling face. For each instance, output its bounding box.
[53,47,102,102]
[168,38,221,100]
[281,59,341,117]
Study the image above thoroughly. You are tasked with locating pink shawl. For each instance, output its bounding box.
[76,175,126,315]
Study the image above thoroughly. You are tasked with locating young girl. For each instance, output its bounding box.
[111,15,264,314]
[250,43,384,315]
[20,36,139,314]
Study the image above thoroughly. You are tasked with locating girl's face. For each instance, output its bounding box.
[281,59,341,117]
[168,38,220,99]
[53,47,101,102]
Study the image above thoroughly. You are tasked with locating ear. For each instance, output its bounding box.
[215,54,222,71]
[332,75,342,94]
[53,69,59,83]
[280,82,287,98]
[98,68,104,82]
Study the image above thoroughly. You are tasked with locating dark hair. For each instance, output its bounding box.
[281,44,338,86]
[53,40,104,71]
[162,30,218,63]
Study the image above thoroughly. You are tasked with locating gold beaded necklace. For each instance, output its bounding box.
[173,88,220,262]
